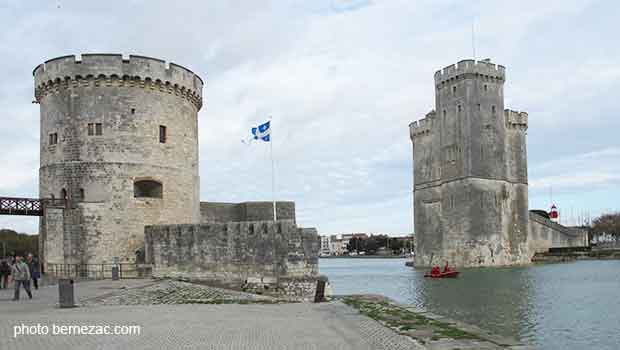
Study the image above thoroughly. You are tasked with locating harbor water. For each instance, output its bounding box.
[320,258,620,350]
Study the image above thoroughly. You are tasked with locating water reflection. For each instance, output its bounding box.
[410,265,534,341]
[320,258,620,350]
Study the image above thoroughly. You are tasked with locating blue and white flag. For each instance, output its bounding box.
[251,120,271,142]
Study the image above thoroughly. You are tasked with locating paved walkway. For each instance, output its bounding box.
[0,280,422,350]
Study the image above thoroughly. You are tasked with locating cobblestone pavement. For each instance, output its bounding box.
[82,280,276,306]
[0,280,423,350]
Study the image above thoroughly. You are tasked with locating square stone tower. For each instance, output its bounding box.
[410,59,529,267]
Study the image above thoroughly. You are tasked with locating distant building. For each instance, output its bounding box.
[329,235,346,255]
[340,233,368,254]
[320,235,331,255]
[319,233,371,255]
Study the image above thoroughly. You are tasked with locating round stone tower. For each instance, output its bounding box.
[34,54,203,265]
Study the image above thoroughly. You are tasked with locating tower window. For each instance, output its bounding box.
[88,123,103,136]
[491,105,496,115]
[159,125,167,143]
[60,188,67,200]
[484,84,488,92]
[49,133,58,145]
[134,180,163,198]
[131,108,135,114]
[457,105,462,113]
[477,104,481,111]
[79,188,85,201]
[452,86,457,96]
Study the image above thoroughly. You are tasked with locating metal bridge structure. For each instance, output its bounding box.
[0,197,65,216]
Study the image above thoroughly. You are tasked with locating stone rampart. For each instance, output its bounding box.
[409,110,435,139]
[144,220,319,295]
[505,110,528,129]
[200,201,296,223]
[434,59,505,86]
[34,54,203,109]
[528,212,589,253]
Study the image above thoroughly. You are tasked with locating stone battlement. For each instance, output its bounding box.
[434,59,505,86]
[33,54,203,109]
[144,220,320,285]
[200,201,296,224]
[409,110,435,139]
[505,109,528,129]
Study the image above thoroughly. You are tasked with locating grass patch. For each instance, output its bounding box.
[342,296,482,341]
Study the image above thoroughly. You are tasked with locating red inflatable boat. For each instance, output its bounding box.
[424,270,460,278]
[425,262,460,278]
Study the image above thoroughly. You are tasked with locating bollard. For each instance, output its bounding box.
[58,278,76,308]
[314,275,329,303]
[111,265,119,280]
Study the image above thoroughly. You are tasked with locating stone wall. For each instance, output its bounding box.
[411,59,530,267]
[40,207,65,264]
[144,220,319,292]
[413,178,530,267]
[36,54,203,264]
[528,212,588,253]
[200,201,295,223]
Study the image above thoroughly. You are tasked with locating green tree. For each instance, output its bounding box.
[346,237,366,253]
[591,212,620,239]
[0,229,39,257]
[389,238,404,255]
[359,234,392,255]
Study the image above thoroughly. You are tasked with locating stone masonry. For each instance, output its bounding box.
[200,201,296,224]
[34,53,321,290]
[146,202,320,299]
[410,59,587,267]
[145,220,319,287]
[35,54,203,265]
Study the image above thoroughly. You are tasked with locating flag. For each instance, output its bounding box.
[251,121,271,142]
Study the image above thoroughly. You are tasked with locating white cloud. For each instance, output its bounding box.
[530,172,620,190]
[0,0,618,235]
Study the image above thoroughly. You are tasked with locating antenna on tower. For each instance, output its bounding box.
[550,185,553,205]
[472,19,476,60]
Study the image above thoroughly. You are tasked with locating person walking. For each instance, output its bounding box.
[26,253,41,290]
[11,256,32,300]
[0,259,10,289]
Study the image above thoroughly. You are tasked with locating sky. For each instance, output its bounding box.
[0,0,618,236]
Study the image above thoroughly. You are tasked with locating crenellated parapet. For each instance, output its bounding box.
[505,109,528,130]
[434,59,505,87]
[33,54,204,110]
[409,110,436,140]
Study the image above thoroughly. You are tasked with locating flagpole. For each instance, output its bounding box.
[270,117,277,221]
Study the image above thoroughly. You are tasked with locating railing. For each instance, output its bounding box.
[46,263,152,280]
[0,197,67,216]
[0,197,43,216]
